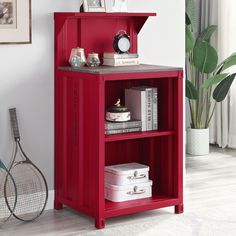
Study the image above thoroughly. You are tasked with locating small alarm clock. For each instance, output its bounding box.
[113,30,131,54]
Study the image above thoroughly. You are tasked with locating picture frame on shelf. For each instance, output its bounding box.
[0,0,31,44]
[83,0,106,12]
[107,0,128,13]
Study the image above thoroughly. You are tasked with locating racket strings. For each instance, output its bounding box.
[0,169,8,221]
[0,169,16,222]
[17,143,47,209]
[9,163,47,221]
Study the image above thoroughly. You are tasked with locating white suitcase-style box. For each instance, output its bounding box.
[105,180,153,202]
[104,162,149,186]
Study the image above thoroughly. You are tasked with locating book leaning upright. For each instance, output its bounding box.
[133,86,158,131]
[132,87,153,131]
[125,89,147,131]
[152,87,158,130]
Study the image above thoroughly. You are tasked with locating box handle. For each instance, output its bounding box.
[127,186,145,195]
[127,171,146,180]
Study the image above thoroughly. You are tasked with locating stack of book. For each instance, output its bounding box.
[105,119,142,135]
[103,53,139,67]
[125,87,158,131]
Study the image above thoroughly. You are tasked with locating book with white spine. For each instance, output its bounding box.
[125,89,147,131]
[105,127,142,135]
[103,58,139,67]
[105,120,142,131]
[132,87,153,131]
[152,87,158,130]
[103,53,139,59]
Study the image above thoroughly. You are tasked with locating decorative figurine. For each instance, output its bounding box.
[69,47,86,68]
[106,99,131,122]
[87,53,100,67]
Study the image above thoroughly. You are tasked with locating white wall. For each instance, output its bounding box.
[128,1,185,67]
[0,0,80,188]
[0,0,185,190]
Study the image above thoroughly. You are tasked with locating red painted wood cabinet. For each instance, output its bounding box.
[54,13,183,229]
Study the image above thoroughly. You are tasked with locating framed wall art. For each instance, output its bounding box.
[83,0,106,12]
[0,0,31,44]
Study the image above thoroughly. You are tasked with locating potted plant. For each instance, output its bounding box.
[186,0,236,155]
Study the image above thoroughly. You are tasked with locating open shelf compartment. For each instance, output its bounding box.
[104,134,177,217]
[105,76,175,136]
[105,194,179,218]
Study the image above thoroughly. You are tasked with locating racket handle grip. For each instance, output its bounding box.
[9,108,20,141]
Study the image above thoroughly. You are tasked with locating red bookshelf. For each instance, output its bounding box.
[54,13,183,229]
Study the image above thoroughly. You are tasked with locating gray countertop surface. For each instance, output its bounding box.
[58,64,182,75]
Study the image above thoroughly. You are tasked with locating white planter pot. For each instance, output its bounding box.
[186,128,209,155]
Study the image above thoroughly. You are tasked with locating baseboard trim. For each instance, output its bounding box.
[46,190,55,210]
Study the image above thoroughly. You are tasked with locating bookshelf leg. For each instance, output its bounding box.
[95,218,105,229]
[175,204,184,214]
[54,200,63,210]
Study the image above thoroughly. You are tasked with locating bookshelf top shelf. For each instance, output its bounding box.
[54,12,157,70]
[58,64,182,75]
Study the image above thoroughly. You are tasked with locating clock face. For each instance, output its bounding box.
[118,37,130,53]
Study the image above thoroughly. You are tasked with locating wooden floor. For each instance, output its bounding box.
[1,146,236,236]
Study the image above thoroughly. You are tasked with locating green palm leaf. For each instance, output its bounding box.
[213,74,236,102]
[186,0,197,32]
[215,53,236,74]
[199,25,217,41]
[186,25,195,53]
[202,73,229,89]
[193,39,218,73]
[186,79,198,100]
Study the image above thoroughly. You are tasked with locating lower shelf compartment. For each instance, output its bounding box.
[105,194,179,218]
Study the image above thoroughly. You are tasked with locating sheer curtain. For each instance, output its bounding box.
[209,0,236,148]
[197,0,236,148]
[225,1,236,148]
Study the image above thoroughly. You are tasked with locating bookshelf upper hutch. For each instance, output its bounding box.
[54,12,183,229]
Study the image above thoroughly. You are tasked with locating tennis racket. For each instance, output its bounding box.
[6,108,48,222]
[0,159,17,224]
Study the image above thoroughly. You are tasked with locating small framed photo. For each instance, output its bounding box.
[0,0,31,44]
[83,0,106,12]
[112,0,128,12]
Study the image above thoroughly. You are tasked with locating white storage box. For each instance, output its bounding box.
[105,180,152,202]
[105,162,149,185]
